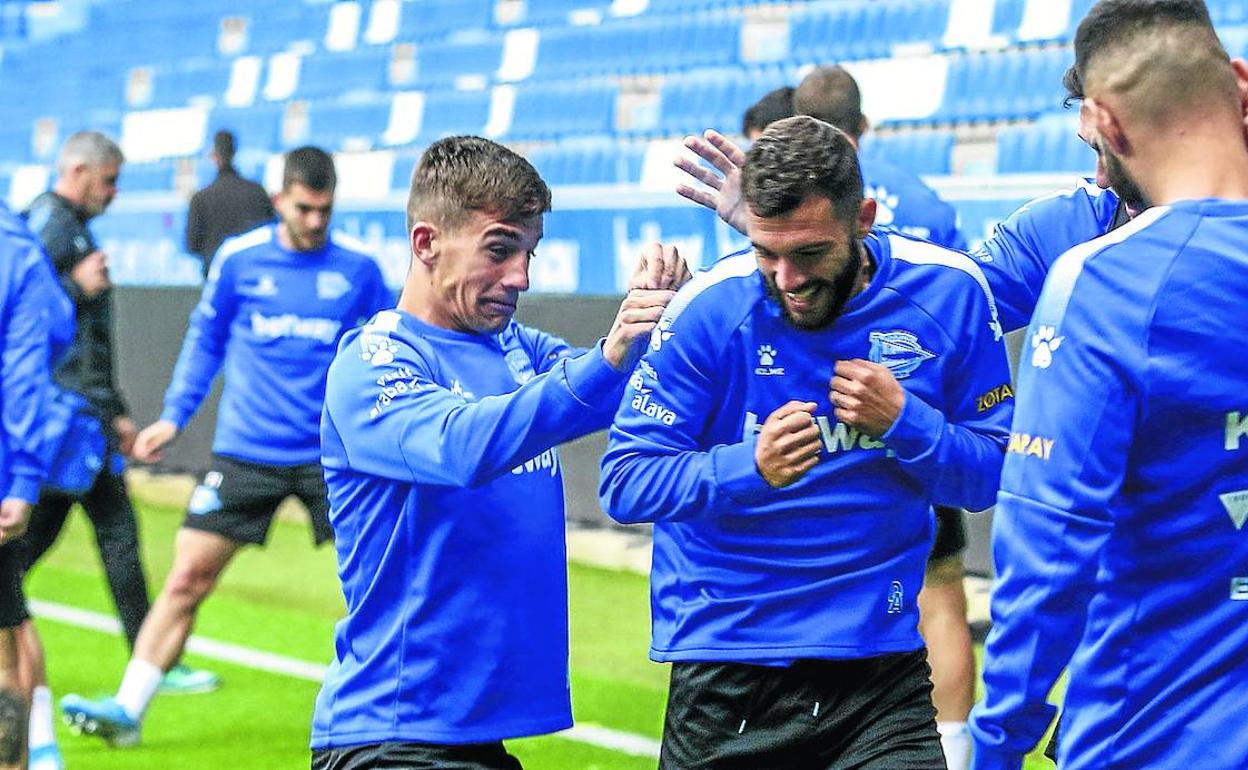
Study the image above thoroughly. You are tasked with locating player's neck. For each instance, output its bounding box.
[1137,127,1248,205]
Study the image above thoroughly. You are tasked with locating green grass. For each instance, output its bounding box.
[27,489,1055,769]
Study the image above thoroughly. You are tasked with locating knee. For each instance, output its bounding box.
[161,564,220,608]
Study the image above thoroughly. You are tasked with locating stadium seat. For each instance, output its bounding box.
[295,49,389,99]
[307,99,392,151]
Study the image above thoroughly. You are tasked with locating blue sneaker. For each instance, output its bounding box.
[27,742,63,770]
[60,694,140,748]
[159,664,221,694]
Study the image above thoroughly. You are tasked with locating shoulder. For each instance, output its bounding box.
[24,193,75,234]
[332,310,434,384]
[1004,179,1120,233]
[661,249,761,332]
[885,232,997,305]
[328,231,384,271]
[210,225,274,277]
[1035,206,1179,325]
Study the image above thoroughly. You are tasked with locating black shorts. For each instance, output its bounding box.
[0,544,25,629]
[659,650,944,770]
[927,506,967,565]
[182,454,331,547]
[311,741,522,770]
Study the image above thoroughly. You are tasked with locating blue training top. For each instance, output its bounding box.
[312,309,629,748]
[0,201,74,502]
[600,230,1012,663]
[862,156,967,251]
[159,224,391,465]
[970,200,1248,770]
[974,179,1122,333]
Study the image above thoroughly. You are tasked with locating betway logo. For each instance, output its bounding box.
[250,312,342,344]
[743,412,890,455]
[511,448,559,477]
[1227,411,1248,451]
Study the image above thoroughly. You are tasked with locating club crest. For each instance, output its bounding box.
[868,330,935,380]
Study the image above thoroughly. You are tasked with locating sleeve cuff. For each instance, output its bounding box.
[881,391,945,461]
[5,474,42,505]
[711,438,772,505]
[159,406,189,431]
[561,341,629,407]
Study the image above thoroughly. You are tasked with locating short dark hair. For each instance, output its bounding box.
[1064,0,1220,106]
[283,146,336,191]
[213,130,236,166]
[407,136,551,233]
[742,86,796,136]
[792,66,864,139]
[743,116,863,221]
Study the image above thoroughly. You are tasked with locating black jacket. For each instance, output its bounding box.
[24,191,127,426]
[185,167,274,276]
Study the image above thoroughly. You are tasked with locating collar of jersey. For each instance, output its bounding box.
[399,309,510,346]
[836,230,891,320]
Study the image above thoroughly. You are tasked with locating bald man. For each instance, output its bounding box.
[969,1,1248,768]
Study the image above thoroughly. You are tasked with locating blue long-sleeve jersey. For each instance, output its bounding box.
[974,179,1123,333]
[312,310,629,748]
[0,202,75,503]
[969,200,1248,770]
[862,157,967,251]
[599,231,1011,663]
[160,225,391,465]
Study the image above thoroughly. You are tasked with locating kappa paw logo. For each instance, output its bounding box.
[359,337,398,366]
[1030,326,1064,369]
[757,345,777,367]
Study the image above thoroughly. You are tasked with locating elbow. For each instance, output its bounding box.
[597,456,652,525]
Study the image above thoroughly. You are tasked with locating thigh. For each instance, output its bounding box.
[292,463,333,546]
[660,662,808,770]
[182,455,288,547]
[0,546,25,631]
[826,651,944,770]
[19,491,74,568]
[312,741,523,770]
[79,470,136,524]
[926,507,967,573]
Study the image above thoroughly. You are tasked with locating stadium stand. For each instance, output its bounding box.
[1,0,1246,287]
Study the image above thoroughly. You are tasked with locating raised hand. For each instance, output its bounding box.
[673,130,750,236]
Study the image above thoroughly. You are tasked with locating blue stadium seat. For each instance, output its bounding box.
[509,81,617,140]
[209,104,284,152]
[395,0,493,42]
[990,0,1025,41]
[296,49,389,100]
[307,99,391,150]
[118,160,177,193]
[151,63,233,108]
[416,34,505,85]
[417,91,491,140]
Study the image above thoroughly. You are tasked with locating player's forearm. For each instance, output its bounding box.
[882,394,1007,510]
[970,491,1104,766]
[599,437,761,524]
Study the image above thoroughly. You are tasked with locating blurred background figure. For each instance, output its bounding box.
[185,130,275,278]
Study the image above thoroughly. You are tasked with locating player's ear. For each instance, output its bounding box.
[1086,98,1129,156]
[410,222,438,268]
[1231,58,1248,143]
[856,198,876,237]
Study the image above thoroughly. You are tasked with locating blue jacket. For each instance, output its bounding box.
[160,225,392,465]
[970,200,1248,769]
[0,203,76,502]
[600,231,1011,663]
[974,180,1123,333]
[862,157,967,251]
[312,310,628,748]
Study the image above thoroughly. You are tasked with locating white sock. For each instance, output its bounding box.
[115,659,163,721]
[937,721,971,770]
[28,685,55,749]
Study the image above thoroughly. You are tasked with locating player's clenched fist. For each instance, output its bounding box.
[829,359,906,438]
[754,400,822,488]
[602,288,676,371]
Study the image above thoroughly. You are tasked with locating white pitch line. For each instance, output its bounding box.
[29,598,661,759]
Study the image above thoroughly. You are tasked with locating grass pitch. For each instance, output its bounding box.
[28,480,1053,769]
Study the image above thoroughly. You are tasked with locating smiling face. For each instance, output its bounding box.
[749,195,874,330]
[418,210,543,334]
